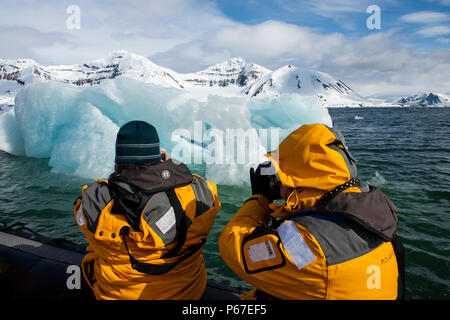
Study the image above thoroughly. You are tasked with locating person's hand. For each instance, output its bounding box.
[160,150,169,162]
[249,162,273,201]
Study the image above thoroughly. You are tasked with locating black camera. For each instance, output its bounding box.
[250,161,282,201]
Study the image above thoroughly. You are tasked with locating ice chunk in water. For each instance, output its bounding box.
[1,78,332,184]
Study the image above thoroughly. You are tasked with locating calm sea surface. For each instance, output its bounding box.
[0,107,449,299]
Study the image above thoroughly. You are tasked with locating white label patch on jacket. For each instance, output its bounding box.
[76,204,85,226]
[277,221,316,270]
[155,206,176,234]
[248,240,276,263]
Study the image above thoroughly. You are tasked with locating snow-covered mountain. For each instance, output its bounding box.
[0,52,183,89]
[396,93,449,106]
[0,51,361,107]
[180,57,271,88]
[242,64,364,105]
[2,51,446,108]
[0,52,186,107]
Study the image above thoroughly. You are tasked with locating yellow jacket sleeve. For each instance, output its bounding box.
[219,195,274,281]
[219,195,328,300]
[221,195,272,232]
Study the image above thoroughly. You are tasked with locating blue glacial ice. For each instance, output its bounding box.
[0,78,332,185]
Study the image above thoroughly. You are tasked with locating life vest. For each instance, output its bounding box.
[219,124,405,300]
[73,159,221,300]
[221,185,404,300]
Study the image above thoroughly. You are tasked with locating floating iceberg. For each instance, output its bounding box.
[368,171,388,186]
[0,78,332,185]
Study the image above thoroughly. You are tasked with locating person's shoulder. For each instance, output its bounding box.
[192,174,217,190]
[81,178,111,202]
[192,174,211,183]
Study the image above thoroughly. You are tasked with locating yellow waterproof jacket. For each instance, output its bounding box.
[74,159,221,300]
[219,124,400,300]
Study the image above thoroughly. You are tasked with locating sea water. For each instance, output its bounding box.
[0,107,449,299]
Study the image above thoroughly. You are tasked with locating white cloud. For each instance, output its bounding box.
[151,20,345,72]
[437,37,450,43]
[316,30,450,96]
[339,49,450,97]
[151,21,450,97]
[0,25,69,62]
[0,0,235,65]
[1,0,449,97]
[304,0,367,16]
[399,11,449,24]
[274,0,370,17]
[416,25,450,37]
[271,0,377,31]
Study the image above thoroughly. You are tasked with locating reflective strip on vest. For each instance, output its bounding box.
[191,176,215,218]
[81,182,112,233]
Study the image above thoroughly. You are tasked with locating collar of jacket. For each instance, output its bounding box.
[311,185,399,241]
[107,159,193,231]
[109,159,193,194]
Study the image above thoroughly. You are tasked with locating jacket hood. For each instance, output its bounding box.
[266,124,360,214]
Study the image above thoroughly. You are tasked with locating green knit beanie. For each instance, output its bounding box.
[115,120,161,164]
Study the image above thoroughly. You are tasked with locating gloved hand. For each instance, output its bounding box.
[250,161,279,202]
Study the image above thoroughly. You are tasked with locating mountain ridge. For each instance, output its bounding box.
[1,51,448,107]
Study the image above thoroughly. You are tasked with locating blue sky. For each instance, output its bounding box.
[0,0,449,96]
[214,0,449,50]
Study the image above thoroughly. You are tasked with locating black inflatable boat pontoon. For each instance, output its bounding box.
[0,222,244,300]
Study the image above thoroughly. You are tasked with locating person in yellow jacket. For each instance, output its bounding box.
[74,120,221,300]
[219,123,405,300]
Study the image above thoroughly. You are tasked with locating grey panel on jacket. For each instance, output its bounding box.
[142,192,177,246]
[292,215,384,266]
[192,177,215,217]
[82,182,112,233]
